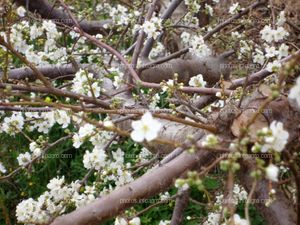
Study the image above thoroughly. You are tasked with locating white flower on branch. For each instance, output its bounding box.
[278,43,289,59]
[55,110,71,129]
[253,49,265,65]
[29,142,42,157]
[83,146,107,170]
[266,60,281,72]
[141,17,163,40]
[47,176,65,190]
[181,31,191,44]
[277,11,286,26]
[265,46,278,58]
[130,112,161,142]
[260,25,289,43]
[229,3,240,15]
[110,5,129,26]
[261,121,289,153]
[149,42,165,59]
[189,35,211,58]
[289,77,300,107]
[231,214,249,225]
[16,6,26,17]
[204,213,220,225]
[273,27,289,42]
[129,217,141,225]
[0,162,6,174]
[16,198,51,224]
[205,4,214,16]
[1,112,24,135]
[159,220,171,225]
[266,164,279,182]
[189,74,207,87]
[260,25,274,43]
[17,152,32,166]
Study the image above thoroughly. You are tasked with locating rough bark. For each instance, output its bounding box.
[140,55,230,86]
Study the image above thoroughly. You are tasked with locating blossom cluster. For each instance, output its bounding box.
[252,121,289,153]
[204,184,248,225]
[71,69,102,98]
[251,121,289,182]
[16,176,97,224]
[0,20,67,66]
[181,32,211,58]
[141,17,163,40]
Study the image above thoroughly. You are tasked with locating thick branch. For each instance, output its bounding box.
[14,0,111,35]
[170,189,190,225]
[50,150,215,225]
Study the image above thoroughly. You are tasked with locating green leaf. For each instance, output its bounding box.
[203,177,220,190]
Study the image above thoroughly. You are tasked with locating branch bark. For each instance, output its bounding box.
[50,150,215,225]
[14,0,111,35]
[170,189,190,225]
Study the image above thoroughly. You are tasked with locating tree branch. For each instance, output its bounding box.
[14,0,111,35]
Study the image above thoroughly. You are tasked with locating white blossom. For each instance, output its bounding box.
[83,146,107,170]
[232,214,249,225]
[1,112,24,135]
[273,27,288,42]
[159,220,171,225]
[54,110,71,128]
[229,3,239,15]
[261,121,289,152]
[47,176,65,190]
[16,6,26,17]
[16,198,51,224]
[260,25,274,43]
[266,164,279,182]
[204,213,220,225]
[266,60,281,72]
[189,35,211,58]
[110,5,129,25]
[17,152,32,166]
[278,43,289,58]
[141,17,162,40]
[130,112,161,142]
[205,4,213,16]
[277,11,286,26]
[115,217,128,225]
[189,74,207,87]
[30,23,44,40]
[129,217,141,225]
[0,162,6,174]
[149,42,165,59]
[29,142,42,157]
[265,46,278,58]
[253,53,265,65]
[162,79,175,92]
[289,77,300,107]
[72,69,101,97]
[181,32,191,44]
